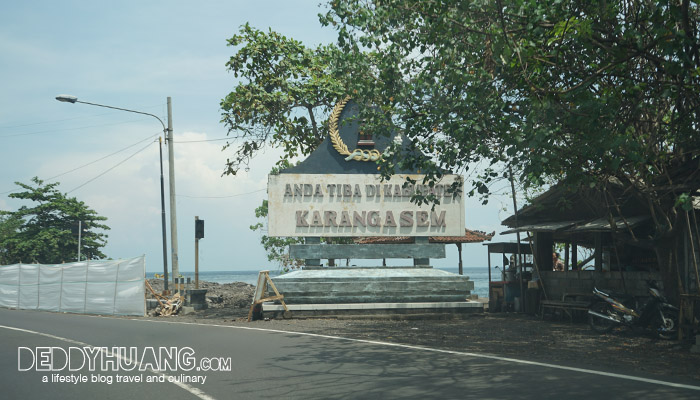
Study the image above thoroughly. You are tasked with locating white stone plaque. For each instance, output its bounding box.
[267,174,465,237]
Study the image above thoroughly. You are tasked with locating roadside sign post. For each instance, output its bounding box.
[78,221,81,261]
[195,216,204,289]
[71,221,85,261]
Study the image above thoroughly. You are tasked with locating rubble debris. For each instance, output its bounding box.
[207,295,224,304]
[156,293,183,317]
[146,279,255,309]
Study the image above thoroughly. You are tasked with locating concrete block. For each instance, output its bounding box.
[185,289,208,310]
[146,299,160,310]
[181,306,196,315]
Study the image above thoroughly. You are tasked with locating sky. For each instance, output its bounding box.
[0,0,521,273]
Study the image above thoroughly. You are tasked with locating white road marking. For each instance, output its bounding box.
[0,324,216,400]
[133,318,700,392]
[4,310,700,393]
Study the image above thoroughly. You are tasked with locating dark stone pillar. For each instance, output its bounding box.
[413,237,430,266]
[305,237,321,269]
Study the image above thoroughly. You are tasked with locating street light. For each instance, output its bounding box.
[56,95,180,291]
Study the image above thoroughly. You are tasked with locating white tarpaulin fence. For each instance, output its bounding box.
[0,256,145,316]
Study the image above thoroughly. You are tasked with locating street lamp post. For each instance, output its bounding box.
[158,136,169,290]
[56,94,179,291]
[165,98,180,287]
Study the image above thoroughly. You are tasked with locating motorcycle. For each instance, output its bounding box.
[587,280,679,339]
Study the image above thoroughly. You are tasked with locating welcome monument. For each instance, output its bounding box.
[264,98,480,316]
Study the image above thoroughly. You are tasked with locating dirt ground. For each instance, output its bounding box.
[144,280,700,382]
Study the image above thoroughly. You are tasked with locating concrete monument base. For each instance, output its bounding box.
[268,267,475,305]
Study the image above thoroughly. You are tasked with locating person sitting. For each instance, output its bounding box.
[552,252,565,271]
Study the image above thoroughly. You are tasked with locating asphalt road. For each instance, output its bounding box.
[1,308,699,400]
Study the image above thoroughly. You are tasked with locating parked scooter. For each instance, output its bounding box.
[588,280,679,339]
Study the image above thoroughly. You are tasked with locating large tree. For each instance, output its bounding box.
[222,2,700,297]
[0,177,110,264]
[320,0,699,189]
[221,25,363,266]
[316,0,700,298]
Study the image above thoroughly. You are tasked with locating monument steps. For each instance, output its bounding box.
[269,267,476,305]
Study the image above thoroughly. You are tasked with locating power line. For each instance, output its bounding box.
[0,135,160,196]
[45,134,159,182]
[0,118,158,139]
[177,188,266,199]
[66,141,154,194]
[0,114,109,129]
[172,137,231,143]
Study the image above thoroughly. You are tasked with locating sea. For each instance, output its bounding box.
[147,267,490,299]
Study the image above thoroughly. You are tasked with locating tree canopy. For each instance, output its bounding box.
[220,23,353,175]
[0,177,110,264]
[320,0,699,199]
[221,1,699,297]
[318,0,700,296]
[223,2,699,203]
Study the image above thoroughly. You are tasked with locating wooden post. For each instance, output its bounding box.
[487,250,492,282]
[614,241,627,294]
[487,248,492,308]
[529,236,549,300]
[457,243,463,275]
[534,232,554,271]
[248,270,290,321]
[594,233,603,272]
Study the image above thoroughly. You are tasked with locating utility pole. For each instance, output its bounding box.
[56,94,175,289]
[167,97,180,289]
[159,137,169,292]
